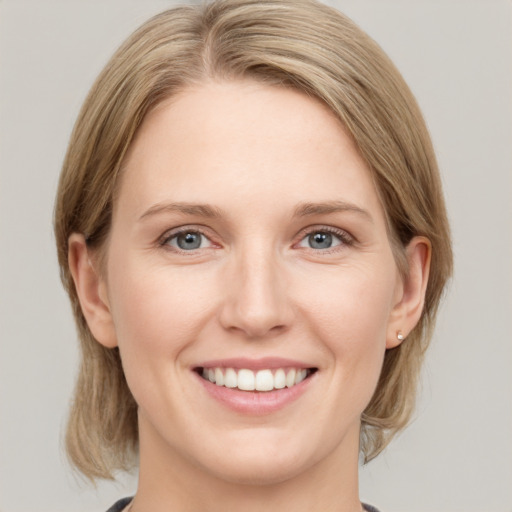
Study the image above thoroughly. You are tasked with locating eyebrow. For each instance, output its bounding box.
[138,200,372,223]
[294,200,373,222]
[138,202,223,221]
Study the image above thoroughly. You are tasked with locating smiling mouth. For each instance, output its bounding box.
[195,367,318,392]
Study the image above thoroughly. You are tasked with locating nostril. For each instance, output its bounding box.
[218,279,294,339]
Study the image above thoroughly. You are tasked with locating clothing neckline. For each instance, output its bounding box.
[106,497,381,512]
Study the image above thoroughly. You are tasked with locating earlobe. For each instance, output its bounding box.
[386,236,431,349]
[68,233,118,348]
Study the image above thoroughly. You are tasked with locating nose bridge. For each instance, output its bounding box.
[220,239,291,338]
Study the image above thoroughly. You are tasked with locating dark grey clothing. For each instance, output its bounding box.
[106,497,381,511]
[106,497,133,512]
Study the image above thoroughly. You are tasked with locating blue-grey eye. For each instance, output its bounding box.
[299,231,342,250]
[168,231,211,250]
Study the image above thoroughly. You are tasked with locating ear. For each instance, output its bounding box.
[68,233,118,348]
[386,236,431,349]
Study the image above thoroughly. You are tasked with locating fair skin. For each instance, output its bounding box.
[69,80,430,512]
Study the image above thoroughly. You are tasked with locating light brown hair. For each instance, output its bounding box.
[54,0,452,480]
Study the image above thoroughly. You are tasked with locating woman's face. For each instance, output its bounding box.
[96,80,407,484]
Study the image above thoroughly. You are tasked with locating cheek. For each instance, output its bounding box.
[301,261,395,332]
[295,260,396,375]
[105,259,221,414]
[107,258,217,357]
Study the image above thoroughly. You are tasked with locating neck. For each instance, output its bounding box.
[131,415,363,512]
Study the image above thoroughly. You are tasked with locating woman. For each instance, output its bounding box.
[54,1,452,511]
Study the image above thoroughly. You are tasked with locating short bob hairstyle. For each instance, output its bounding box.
[55,0,452,480]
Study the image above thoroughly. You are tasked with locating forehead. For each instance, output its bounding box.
[116,80,384,225]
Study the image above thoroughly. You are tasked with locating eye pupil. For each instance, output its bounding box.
[177,232,202,250]
[309,232,332,249]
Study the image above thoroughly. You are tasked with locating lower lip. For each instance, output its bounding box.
[194,371,315,415]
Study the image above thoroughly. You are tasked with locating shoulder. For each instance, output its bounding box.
[363,504,381,512]
[105,497,133,512]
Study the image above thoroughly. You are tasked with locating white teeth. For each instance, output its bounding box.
[295,369,308,385]
[201,367,312,392]
[238,369,255,391]
[214,368,224,386]
[255,369,274,391]
[274,368,286,389]
[224,368,237,388]
[286,368,296,388]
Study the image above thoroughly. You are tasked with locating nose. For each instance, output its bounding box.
[219,246,293,339]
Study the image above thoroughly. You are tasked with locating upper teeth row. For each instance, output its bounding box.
[201,367,309,392]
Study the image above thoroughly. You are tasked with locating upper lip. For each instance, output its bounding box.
[195,357,316,371]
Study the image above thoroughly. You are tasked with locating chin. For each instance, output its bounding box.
[192,428,325,487]
[203,451,311,487]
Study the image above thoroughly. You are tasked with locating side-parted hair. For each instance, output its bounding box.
[54,0,452,480]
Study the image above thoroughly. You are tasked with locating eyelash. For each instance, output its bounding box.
[296,226,355,253]
[158,226,217,253]
[158,225,355,254]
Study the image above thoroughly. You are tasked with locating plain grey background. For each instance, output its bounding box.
[1,1,511,511]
